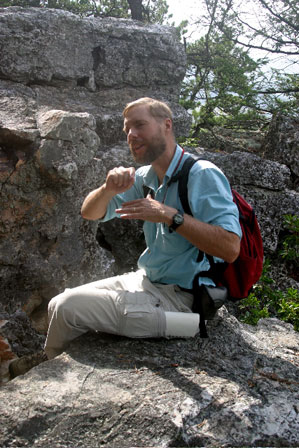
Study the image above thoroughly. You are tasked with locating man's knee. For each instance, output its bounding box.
[48,288,79,322]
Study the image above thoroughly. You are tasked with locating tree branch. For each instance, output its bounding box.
[218,25,299,55]
[258,0,299,32]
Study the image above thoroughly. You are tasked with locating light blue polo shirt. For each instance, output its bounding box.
[100,145,242,289]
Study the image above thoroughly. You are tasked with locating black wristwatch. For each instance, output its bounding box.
[169,211,184,233]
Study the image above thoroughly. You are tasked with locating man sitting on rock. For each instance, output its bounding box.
[40,97,242,360]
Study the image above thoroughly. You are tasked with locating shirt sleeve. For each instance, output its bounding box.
[187,160,242,239]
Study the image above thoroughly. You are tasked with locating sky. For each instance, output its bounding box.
[167,0,200,25]
[167,0,203,40]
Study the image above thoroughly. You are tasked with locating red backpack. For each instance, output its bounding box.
[219,189,264,299]
[170,154,264,301]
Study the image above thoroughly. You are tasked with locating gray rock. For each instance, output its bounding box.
[197,150,292,190]
[0,7,185,91]
[0,308,298,447]
[0,310,44,358]
[262,114,299,180]
[0,108,116,316]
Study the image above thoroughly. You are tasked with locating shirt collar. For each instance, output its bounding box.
[143,144,183,189]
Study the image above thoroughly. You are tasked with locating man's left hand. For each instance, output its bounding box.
[116,195,176,225]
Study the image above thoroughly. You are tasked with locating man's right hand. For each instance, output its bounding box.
[81,166,135,221]
[105,166,135,195]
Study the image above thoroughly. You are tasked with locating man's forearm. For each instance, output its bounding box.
[81,184,114,221]
[116,197,240,263]
[174,213,240,264]
[81,166,136,221]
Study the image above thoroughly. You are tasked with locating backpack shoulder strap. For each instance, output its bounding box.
[168,154,200,216]
[171,153,228,279]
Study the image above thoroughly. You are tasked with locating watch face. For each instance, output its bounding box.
[174,213,184,225]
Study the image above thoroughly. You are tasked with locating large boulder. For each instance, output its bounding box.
[0,308,298,447]
[0,7,190,145]
[0,7,185,91]
[0,7,189,320]
[0,109,115,318]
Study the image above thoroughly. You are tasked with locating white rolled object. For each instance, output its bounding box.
[165,312,199,338]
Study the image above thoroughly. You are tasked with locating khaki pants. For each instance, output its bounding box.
[44,270,194,359]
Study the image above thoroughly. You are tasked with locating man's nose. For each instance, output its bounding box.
[127,128,138,143]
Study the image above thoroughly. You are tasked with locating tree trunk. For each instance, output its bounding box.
[127,0,144,21]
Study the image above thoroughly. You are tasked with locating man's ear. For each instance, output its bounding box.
[164,118,173,132]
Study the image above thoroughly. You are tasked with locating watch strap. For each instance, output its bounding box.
[169,210,184,233]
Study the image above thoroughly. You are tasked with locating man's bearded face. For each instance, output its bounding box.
[129,126,166,164]
[124,106,168,165]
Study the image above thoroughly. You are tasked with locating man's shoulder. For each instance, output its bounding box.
[183,153,223,176]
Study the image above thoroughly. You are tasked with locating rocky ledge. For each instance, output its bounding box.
[1,307,298,447]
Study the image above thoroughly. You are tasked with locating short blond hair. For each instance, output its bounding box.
[123,97,173,121]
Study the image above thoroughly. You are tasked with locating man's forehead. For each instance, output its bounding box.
[124,105,151,122]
